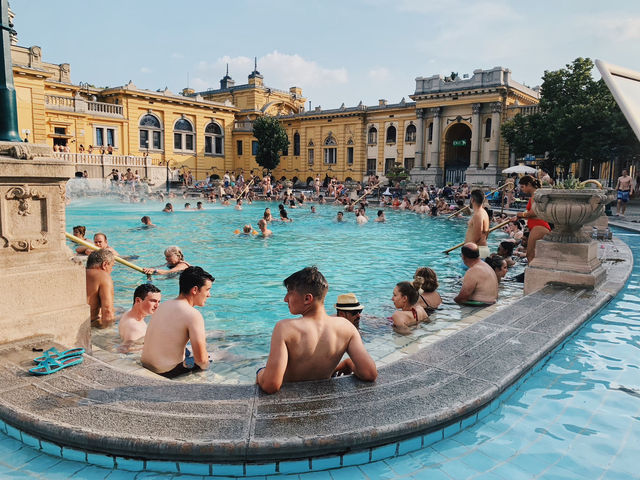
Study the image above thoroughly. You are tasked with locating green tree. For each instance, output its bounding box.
[252,116,289,171]
[501,57,640,176]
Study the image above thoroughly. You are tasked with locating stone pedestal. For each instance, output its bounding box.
[464,166,499,187]
[0,142,90,349]
[524,239,606,295]
[410,167,443,187]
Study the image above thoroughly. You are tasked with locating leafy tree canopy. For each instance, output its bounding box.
[501,57,640,173]
[252,116,289,171]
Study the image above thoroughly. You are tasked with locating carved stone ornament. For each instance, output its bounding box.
[430,107,442,118]
[0,142,53,160]
[472,103,482,115]
[0,185,49,252]
[491,102,503,113]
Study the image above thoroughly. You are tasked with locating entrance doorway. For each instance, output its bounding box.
[443,123,471,185]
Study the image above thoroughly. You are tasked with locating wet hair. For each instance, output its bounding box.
[243,224,252,234]
[519,175,541,188]
[413,267,439,293]
[485,253,507,270]
[133,283,161,305]
[86,249,114,269]
[179,266,214,295]
[396,281,419,305]
[280,209,289,219]
[72,225,86,237]
[258,219,267,228]
[470,189,484,206]
[377,210,383,217]
[164,203,173,209]
[283,266,328,300]
[499,241,515,256]
[164,245,184,261]
[461,245,480,259]
[141,216,151,224]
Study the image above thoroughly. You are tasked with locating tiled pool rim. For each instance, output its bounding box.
[0,237,633,477]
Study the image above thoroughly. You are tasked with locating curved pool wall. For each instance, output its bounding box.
[66,198,525,383]
[0,229,632,477]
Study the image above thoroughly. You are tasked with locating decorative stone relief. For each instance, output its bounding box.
[0,142,53,160]
[472,103,482,115]
[491,102,503,113]
[0,185,49,252]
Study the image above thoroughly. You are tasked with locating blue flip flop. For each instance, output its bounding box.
[29,355,84,376]
[33,347,85,364]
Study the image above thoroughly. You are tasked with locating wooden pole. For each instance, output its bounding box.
[354,181,383,205]
[65,232,146,274]
[235,177,255,199]
[442,219,512,254]
[446,183,511,219]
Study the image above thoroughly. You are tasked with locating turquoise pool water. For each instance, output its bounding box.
[65,198,521,383]
[1,228,638,478]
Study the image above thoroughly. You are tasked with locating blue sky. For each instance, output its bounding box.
[11,0,640,109]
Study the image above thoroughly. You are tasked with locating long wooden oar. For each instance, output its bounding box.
[354,181,383,205]
[442,219,512,254]
[235,177,255,199]
[446,183,511,219]
[65,232,146,274]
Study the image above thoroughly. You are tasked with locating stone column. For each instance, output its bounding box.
[430,107,442,168]
[0,142,90,349]
[488,102,502,168]
[414,108,425,168]
[470,103,481,168]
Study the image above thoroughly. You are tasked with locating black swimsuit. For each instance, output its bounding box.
[420,294,438,315]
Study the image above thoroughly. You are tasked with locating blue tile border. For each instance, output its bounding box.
[86,452,115,469]
[61,446,87,463]
[145,460,178,473]
[370,443,397,461]
[115,457,145,472]
[310,455,341,471]
[398,436,422,455]
[5,424,21,441]
[342,450,370,466]
[20,432,40,449]
[39,439,61,457]
[178,461,211,475]
[245,462,277,476]
[278,459,311,474]
[212,463,245,476]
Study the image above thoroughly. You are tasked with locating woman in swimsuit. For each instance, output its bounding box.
[391,282,428,334]
[263,208,274,222]
[510,175,551,263]
[143,245,190,276]
[412,267,442,314]
[485,254,508,282]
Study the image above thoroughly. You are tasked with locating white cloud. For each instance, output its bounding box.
[190,51,347,92]
[579,15,640,41]
[171,52,184,59]
[368,67,391,82]
[140,67,152,74]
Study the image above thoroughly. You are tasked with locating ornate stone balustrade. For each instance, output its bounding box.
[45,95,124,117]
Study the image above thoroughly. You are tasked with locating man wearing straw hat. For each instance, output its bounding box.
[335,293,364,329]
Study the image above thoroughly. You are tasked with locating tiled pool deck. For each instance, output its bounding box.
[0,238,632,476]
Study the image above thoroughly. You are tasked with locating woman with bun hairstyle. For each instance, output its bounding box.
[511,175,551,263]
[485,254,508,282]
[412,267,442,314]
[391,281,429,334]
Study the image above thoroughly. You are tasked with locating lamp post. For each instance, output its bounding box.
[0,0,21,142]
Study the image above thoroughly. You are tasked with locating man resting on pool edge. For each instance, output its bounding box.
[257,266,378,394]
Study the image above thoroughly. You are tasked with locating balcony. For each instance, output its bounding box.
[233,120,254,132]
[45,95,124,118]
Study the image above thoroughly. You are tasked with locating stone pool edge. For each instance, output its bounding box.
[0,238,633,474]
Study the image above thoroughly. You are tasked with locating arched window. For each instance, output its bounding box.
[293,132,300,156]
[139,113,163,151]
[283,134,289,156]
[174,118,194,152]
[204,122,224,155]
[405,124,416,142]
[368,126,377,144]
[485,118,492,138]
[324,135,337,164]
[428,123,433,142]
[386,126,397,143]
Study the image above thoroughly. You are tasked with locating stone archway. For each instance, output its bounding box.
[443,123,471,185]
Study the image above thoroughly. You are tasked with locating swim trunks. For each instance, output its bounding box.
[478,245,491,259]
[462,300,495,307]
[618,190,630,203]
[158,362,202,379]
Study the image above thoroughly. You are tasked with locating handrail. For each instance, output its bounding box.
[446,183,512,219]
[65,232,146,274]
[442,219,511,254]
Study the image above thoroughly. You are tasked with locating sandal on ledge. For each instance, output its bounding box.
[29,355,84,376]
[33,347,85,364]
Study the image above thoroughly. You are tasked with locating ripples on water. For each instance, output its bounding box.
[66,197,523,382]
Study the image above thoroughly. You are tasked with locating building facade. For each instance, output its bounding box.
[11,42,539,187]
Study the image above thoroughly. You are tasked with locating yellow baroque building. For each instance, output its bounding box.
[11,41,539,187]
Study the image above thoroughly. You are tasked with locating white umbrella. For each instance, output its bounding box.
[502,165,537,174]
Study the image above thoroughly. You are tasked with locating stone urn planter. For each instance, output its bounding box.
[524,186,609,295]
[533,188,609,243]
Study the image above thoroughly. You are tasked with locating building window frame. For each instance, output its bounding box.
[139,113,163,151]
[173,118,195,153]
[293,132,300,156]
[252,140,259,156]
[94,125,117,148]
[236,140,243,156]
[405,124,416,143]
[386,125,397,144]
[204,121,224,156]
[368,126,377,145]
[347,146,354,165]
[308,148,314,165]
[324,135,337,164]
[484,118,492,139]
[428,122,433,142]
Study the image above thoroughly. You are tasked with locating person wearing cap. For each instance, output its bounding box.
[335,293,364,329]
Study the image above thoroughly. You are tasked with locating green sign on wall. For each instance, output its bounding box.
[452,140,467,147]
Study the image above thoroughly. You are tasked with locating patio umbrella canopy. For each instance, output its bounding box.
[502,165,537,174]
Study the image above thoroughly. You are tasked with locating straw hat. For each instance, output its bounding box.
[335,293,363,311]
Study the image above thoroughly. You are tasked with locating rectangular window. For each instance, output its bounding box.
[205,136,213,154]
[174,133,182,150]
[428,123,433,142]
[215,137,223,155]
[366,159,376,175]
[153,131,161,149]
[95,127,104,147]
[404,157,414,171]
[106,128,115,147]
[347,147,354,165]
[308,148,314,165]
[283,144,288,156]
[237,140,243,155]
[324,148,337,164]
[252,140,259,156]
[54,127,66,135]
[385,158,395,174]
[139,130,148,149]
[185,134,194,151]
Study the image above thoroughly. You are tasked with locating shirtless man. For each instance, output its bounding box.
[257,266,377,394]
[258,219,272,237]
[119,284,161,342]
[616,169,633,216]
[141,216,155,227]
[141,266,213,378]
[453,243,498,306]
[86,249,116,328]
[93,233,119,256]
[465,189,490,259]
